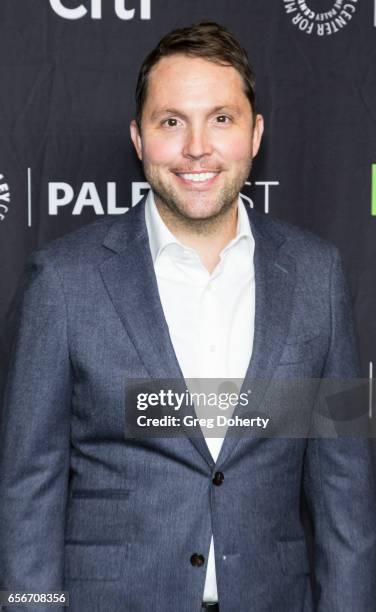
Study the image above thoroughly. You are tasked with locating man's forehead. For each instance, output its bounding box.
[148,53,244,86]
[145,55,249,114]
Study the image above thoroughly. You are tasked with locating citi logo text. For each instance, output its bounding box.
[49,0,151,20]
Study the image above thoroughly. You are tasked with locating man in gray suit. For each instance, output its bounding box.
[1,22,375,612]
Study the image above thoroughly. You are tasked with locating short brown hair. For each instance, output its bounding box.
[135,21,257,128]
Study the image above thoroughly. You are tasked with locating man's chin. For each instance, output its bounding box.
[167,203,230,223]
[150,182,239,226]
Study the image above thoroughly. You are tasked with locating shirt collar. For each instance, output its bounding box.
[145,189,253,265]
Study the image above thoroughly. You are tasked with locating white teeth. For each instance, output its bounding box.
[178,172,218,182]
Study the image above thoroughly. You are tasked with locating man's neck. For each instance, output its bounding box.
[154,198,239,274]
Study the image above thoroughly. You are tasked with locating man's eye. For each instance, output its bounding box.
[162,118,180,127]
[216,115,231,123]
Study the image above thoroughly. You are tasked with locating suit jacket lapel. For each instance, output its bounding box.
[216,208,297,467]
[99,199,215,468]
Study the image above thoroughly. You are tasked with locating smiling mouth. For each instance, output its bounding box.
[174,171,220,183]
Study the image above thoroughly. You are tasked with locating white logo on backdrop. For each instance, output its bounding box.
[283,0,358,36]
[47,181,278,216]
[0,173,11,222]
[49,0,151,20]
[25,170,279,226]
[48,181,149,215]
[241,181,279,215]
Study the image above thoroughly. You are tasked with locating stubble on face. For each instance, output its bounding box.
[142,156,253,236]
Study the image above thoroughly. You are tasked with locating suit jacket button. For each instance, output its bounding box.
[190,553,205,567]
[212,471,224,486]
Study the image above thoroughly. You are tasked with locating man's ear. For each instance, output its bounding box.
[130,119,143,161]
[251,114,264,159]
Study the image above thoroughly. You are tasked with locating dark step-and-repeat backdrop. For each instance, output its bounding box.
[0,0,375,394]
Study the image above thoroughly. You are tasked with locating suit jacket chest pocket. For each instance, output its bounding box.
[279,334,326,366]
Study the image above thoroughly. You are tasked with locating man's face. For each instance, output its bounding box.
[130,54,263,223]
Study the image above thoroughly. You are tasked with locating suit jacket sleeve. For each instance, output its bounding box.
[303,246,376,611]
[0,250,72,611]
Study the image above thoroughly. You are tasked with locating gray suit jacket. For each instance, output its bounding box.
[1,198,375,612]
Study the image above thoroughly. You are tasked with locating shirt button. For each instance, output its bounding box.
[190,553,205,567]
[212,471,224,486]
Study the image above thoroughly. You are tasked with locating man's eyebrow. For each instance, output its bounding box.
[210,105,242,116]
[150,108,186,121]
[150,105,242,121]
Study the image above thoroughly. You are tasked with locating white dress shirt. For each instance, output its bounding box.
[145,190,255,602]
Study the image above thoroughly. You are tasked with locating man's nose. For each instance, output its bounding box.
[182,125,213,159]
